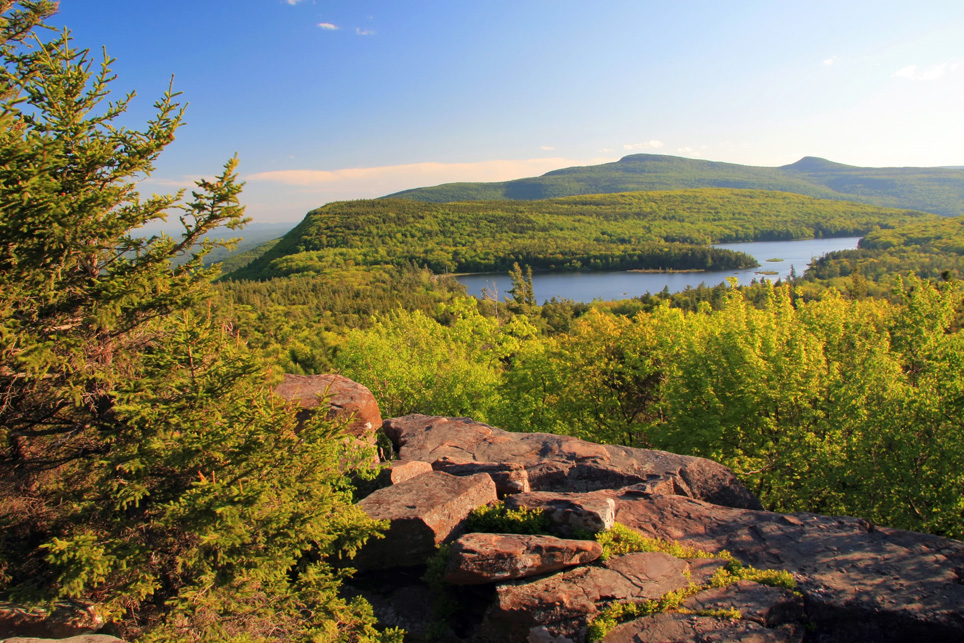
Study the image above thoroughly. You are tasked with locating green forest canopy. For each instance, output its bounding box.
[226,189,934,281]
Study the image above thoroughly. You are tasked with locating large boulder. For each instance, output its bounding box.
[274,373,382,442]
[382,415,762,509]
[354,471,498,569]
[444,533,602,585]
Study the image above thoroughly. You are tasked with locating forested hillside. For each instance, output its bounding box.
[387,153,964,217]
[806,215,964,286]
[225,189,932,281]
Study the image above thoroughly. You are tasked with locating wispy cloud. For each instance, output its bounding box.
[285,0,305,5]
[823,55,840,66]
[623,140,664,151]
[356,28,376,36]
[894,60,962,81]
[540,145,555,151]
[246,157,616,196]
[676,146,705,158]
[317,22,339,30]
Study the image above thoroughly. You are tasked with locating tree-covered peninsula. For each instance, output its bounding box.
[225,189,934,281]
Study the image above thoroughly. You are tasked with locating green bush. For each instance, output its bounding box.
[464,502,552,535]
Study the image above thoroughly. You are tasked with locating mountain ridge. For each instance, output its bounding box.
[384,154,964,217]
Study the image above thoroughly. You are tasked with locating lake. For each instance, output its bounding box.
[455,237,860,304]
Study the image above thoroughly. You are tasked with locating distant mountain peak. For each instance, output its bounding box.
[781,156,854,172]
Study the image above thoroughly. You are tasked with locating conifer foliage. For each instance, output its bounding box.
[0,3,394,640]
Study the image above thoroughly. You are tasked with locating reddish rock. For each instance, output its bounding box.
[355,471,498,569]
[682,581,805,629]
[601,612,803,643]
[607,491,964,642]
[0,602,104,639]
[505,491,616,536]
[383,415,761,509]
[444,533,602,585]
[479,552,691,642]
[433,458,531,497]
[378,459,433,486]
[275,373,382,440]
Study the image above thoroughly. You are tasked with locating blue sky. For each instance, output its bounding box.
[54,1,964,223]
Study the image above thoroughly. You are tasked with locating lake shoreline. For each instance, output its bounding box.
[455,237,861,303]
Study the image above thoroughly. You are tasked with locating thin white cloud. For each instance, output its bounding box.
[540,145,555,151]
[285,0,305,5]
[623,140,664,151]
[318,22,339,30]
[356,28,375,36]
[894,60,962,81]
[823,55,840,66]
[676,146,705,158]
[245,157,616,196]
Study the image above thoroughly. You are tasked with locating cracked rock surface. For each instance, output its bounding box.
[351,413,964,643]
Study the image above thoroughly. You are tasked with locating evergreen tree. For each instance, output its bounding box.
[507,262,535,313]
[0,4,396,640]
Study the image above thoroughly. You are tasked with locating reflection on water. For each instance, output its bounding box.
[456,237,860,304]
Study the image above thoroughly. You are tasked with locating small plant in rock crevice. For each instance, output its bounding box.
[464,501,553,535]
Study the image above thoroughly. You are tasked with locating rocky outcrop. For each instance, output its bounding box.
[445,533,602,585]
[479,552,696,642]
[383,415,762,509]
[607,491,964,642]
[350,412,964,643]
[354,471,498,569]
[274,373,382,442]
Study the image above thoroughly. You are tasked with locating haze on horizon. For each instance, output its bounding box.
[57,0,964,223]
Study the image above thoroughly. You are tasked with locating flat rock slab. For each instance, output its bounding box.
[683,581,805,629]
[505,491,616,536]
[601,612,803,643]
[608,491,964,642]
[445,533,603,585]
[383,415,761,509]
[275,373,382,440]
[479,552,692,642]
[355,471,497,569]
